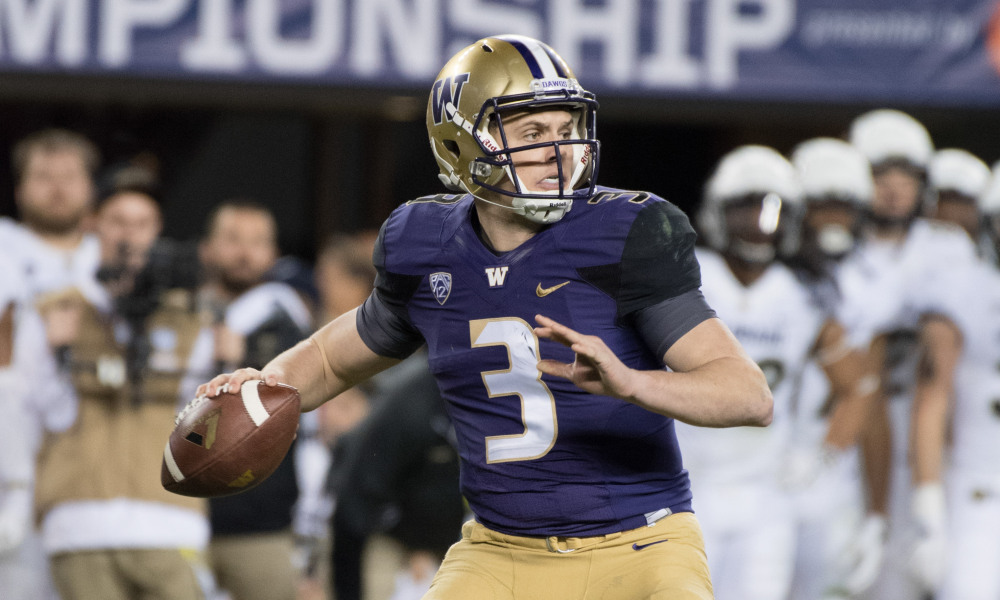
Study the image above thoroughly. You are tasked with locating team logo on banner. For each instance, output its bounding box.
[430,272,452,305]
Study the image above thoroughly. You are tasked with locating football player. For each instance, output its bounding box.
[928,148,994,254]
[199,34,773,599]
[676,145,870,600]
[849,110,978,600]
[786,137,900,599]
[923,150,997,600]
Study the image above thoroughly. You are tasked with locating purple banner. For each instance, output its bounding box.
[0,0,998,105]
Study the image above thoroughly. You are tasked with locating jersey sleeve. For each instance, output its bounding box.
[618,200,703,317]
[355,220,425,359]
[575,199,703,324]
[633,288,717,359]
[917,226,977,325]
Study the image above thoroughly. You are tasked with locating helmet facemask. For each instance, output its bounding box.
[718,193,794,266]
[868,159,928,231]
[466,89,599,224]
[801,196,866,261]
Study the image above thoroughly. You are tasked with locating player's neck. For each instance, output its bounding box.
[31,227,85,252]
[472,201,543,253]
[724,255,769,287]
[868,223,909,245]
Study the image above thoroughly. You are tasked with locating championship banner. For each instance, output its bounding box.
[1,0,999,105]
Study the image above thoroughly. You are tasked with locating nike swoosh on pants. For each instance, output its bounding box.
[632,539,669,551]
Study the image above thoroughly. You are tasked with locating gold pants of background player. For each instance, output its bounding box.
[51,548,206,600]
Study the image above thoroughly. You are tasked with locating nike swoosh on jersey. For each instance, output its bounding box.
[631,539,669,551]
[536,281,570,297]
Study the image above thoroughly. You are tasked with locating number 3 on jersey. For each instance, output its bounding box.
[471,318,558,463]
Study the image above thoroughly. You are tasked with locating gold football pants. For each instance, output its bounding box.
[425,511,713,599]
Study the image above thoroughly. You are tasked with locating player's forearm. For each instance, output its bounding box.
[279,308,399,412]
[822,349,880,450]
[626,356,772,427]
[861,397,892,514]
[824,387,875,450]
[206,308,398,412]
[262,337,341,413]
[910,384,949,484]
[910,318,960,484]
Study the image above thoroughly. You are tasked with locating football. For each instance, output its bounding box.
[162,380,301,497]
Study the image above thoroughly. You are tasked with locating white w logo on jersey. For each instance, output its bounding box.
[485,267,509,287]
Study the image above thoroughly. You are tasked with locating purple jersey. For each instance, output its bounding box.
[361,187,706,537]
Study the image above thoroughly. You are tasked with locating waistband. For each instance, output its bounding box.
[467,506,685,554]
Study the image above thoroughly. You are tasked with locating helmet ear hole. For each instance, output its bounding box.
[443,139,460,158]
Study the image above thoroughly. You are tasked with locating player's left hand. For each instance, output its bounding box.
[534,314,635,400]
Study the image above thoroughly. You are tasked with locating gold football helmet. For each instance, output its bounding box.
[426,34,599,224]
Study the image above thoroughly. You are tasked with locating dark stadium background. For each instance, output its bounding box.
[2,75,999,261]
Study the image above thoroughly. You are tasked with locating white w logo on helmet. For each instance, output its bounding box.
[430,73,470,126]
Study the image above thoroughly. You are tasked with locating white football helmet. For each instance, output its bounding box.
[699,145,803,263]
[979,162,1000,260]
[791,137,874,257]
[792,137,874,206]
[928,148,991,202]
[426,34,599,224]
[982,161,1000,215]
[848,109,934,170]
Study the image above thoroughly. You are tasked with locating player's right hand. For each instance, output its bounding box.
[534,313,636,401]
[196,367,282,399]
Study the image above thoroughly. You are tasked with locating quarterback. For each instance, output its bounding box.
[198,34,771,599]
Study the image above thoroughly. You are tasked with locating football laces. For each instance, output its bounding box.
[175,394,210,426]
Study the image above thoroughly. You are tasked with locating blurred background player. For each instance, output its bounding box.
[679,145,867,600]
[920,149,996,600]
[313,232,380,328]
[786,137,900,599]
[315,230,462,600]
[849,109,977,600]
[329,348,463,600]
[197,199,328,600]
[927,148,994,254]
[309,233,377,468]
[32,174,215,600]
[0,128,103,600]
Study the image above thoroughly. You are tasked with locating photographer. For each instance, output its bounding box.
[32,174,215,600]
[197,200,323,600]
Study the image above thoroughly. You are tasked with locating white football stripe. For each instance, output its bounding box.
[163,442,185,482]
[522,38,560,79]
[241,380,270,427]
[504,34,560,79]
